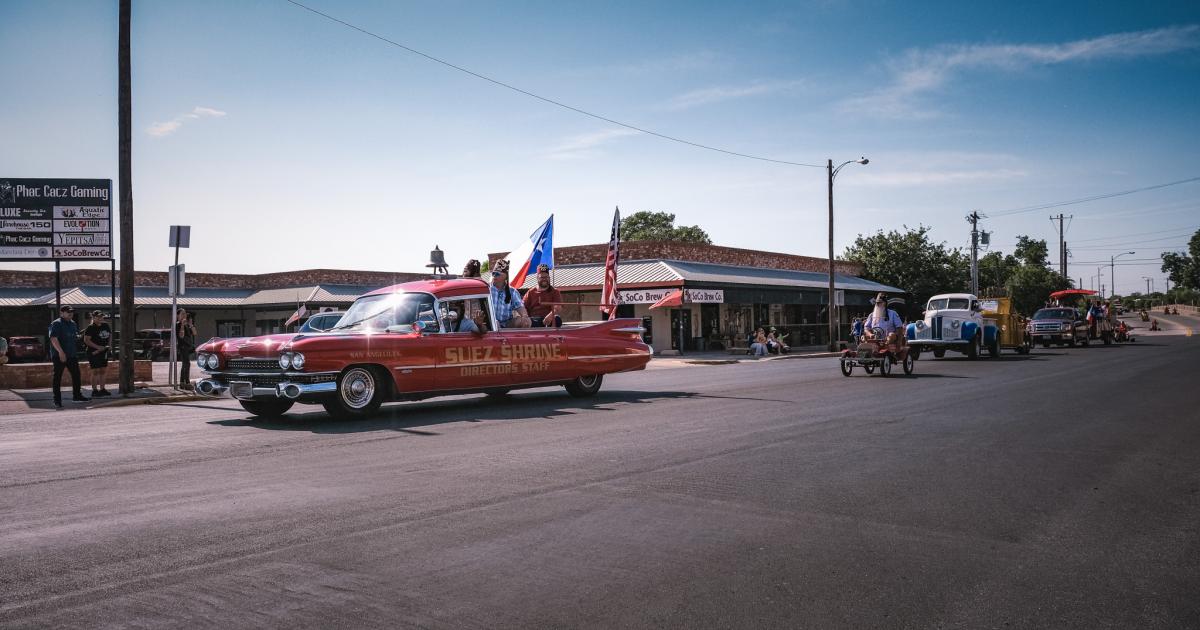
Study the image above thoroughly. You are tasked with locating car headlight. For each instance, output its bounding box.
[916,321,926,330]
[291,352,305,369]
[206,353,219,370]
[951,320,961,329]
[279,353,292,369]
[1061,323,1072,331]
[196,353,208,368]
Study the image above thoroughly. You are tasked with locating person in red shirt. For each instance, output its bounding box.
[523,263,563,328]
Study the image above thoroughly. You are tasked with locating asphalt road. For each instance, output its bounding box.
[2,334,1198,629]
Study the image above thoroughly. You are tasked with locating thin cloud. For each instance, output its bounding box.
[661,79,806,111]
[843,25,1200,118]
[147,106,228,137]
[545,128,641,160]
[856,168,1028,187]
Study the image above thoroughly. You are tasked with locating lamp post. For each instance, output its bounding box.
[1110,251,1135,299]
[827,157,869,351]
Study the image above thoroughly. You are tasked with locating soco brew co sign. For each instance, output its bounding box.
[616,288,724,304]
[0,178,112,261]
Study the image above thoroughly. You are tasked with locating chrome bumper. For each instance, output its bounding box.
[196,379,337,400]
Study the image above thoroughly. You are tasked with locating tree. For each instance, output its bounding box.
[842,226,970,311]
[999,236,1072,315]
[620,211,712,244]
[1160,229,1200,292]
[1013,235,1049,267]
[978,251,1019,295]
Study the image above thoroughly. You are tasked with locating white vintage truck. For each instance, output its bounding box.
[905,292,1001,359]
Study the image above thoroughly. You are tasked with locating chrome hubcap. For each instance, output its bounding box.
[579,375,597,388]
[341,368,375,409]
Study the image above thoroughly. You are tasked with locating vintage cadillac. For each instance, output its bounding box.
[905,292,999,359]
[194,278,652,418]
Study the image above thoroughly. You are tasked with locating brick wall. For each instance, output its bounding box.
[490,241,864,276]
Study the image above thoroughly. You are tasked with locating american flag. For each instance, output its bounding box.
[600,207,620,320]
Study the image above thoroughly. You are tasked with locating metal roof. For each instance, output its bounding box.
[518,261,681,290]
[308,284,379,303]
[27,285,254,308]
[517,259,902,293]
[0,288,51,307]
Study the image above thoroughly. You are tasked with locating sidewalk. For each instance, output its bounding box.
[0,360,207,415]
[650,345,841,366]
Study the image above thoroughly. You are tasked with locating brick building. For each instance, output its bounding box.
[1,242,898,354]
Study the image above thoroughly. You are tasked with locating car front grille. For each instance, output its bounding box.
[227,358,280,370]
[212,372,337,388]
[1033,323,1061,332]
[932,316,943,340]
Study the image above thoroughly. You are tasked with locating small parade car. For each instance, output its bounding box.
[194,278,652,419]
[905,293,999,359]
[840,328,914,377]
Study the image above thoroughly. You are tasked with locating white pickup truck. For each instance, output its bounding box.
[905,293,1000,359]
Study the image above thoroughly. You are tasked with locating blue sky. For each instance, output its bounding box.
[2,0,1198,295]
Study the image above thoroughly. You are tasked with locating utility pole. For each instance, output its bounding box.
[968,211,981,295]
[117,0,135,396]
[826,159,836,352]
[1051,214,1071,279]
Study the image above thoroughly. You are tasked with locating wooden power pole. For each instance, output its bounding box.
[118,0,136,395]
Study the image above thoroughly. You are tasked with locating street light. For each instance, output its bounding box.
[1110,251,1135,299]
[828,157,869,351]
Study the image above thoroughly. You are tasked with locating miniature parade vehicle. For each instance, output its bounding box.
[840,327,914,377]
[905,293,999,359]
[194,278,652,419]
[979,296,1032,356]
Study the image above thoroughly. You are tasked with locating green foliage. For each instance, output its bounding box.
[1005,262,1072,316]
[1160,229,1200,291]
[842,226,970,308]
[979,251,1019,295]
[620,211,712,244]
[1013,235,1050,266]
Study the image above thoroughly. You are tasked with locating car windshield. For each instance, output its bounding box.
[927,298,970,311]
[299,313,341,333]
[1033,308,1077,320]
[333,292,436,331]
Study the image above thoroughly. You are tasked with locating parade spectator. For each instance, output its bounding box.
[750,327,768,356]
[767,327,789,354]
[462,259,481,279]
[523,263,562,328]
[175,309,197,389]
[488,260,531,328]
[83,310,112,397]
[48,305,88,407]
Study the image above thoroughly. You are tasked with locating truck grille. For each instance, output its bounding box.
[1033,323,1060,332]
[227,358,280,370]
[932,316,943,340]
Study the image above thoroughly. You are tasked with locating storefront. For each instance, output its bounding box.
[517,258,903,353]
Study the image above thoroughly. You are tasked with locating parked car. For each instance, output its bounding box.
[906,293,999,359]
[135,329,173,360]
[298,311,344,333]
[195,278,651,419]
[1028,307,1089,347]
[6,336,47,363]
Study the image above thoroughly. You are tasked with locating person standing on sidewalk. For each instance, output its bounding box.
[175,308,197,390]
[82,310,112,397]
[48,305,89,407]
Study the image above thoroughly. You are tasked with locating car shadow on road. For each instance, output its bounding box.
[207,389,702,435]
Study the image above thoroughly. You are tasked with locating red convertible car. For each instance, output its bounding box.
[195,278,651,418]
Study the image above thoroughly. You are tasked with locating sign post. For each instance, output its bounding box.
[168,226,190,389]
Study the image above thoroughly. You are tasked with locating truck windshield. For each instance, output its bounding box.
[334,292,436,331]
[1033,308,1077,320]
[927,298,970,311]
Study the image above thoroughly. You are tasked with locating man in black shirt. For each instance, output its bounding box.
[83,310,113,397]
[48,305,88,407]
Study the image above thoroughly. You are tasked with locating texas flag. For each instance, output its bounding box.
[506,214,554,290]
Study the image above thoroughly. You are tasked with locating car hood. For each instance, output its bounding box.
[924,309,973,320]
[200,333,299,357]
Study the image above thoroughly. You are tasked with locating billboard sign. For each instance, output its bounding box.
[0,178,112,261]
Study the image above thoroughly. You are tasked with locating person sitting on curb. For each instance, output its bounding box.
[750,327,769,357]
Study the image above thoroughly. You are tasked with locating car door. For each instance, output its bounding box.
[433,296,513,390]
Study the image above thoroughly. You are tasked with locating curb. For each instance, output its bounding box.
[90,393,211,409]
[672,351,841,366]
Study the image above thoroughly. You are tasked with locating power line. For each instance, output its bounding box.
[1068,225,1199,244]
[281,0,825,168]
[987,176,1200,217]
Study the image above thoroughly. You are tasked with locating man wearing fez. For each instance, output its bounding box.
[488,259,531,328]
[523,263,563,328]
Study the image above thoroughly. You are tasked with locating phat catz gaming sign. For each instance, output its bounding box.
[0,178,112,261]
